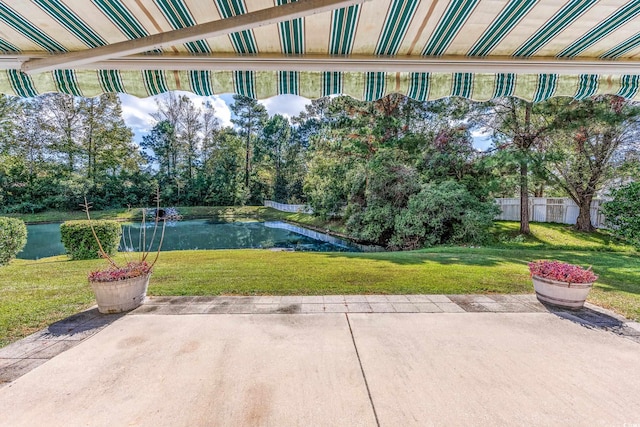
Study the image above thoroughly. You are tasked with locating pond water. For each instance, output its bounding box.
[18,220,360,260]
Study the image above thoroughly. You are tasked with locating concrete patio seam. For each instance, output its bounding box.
[345,313,380,427]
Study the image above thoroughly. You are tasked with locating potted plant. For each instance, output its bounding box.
[83,192,179,314]
[528,260,598,309]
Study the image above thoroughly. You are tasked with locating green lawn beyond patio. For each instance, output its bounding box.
[2,214,640,347]
[1,240,639,347]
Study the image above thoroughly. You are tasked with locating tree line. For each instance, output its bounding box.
[0,92,638,248]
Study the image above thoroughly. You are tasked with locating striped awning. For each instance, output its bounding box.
[0,0,639,101]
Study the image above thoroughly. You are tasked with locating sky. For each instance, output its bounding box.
[118,93,493,151]
[119,92,312,146]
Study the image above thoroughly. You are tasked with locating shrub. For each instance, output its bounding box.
[391,181,500,249]
[344,155,421,246]
[601,182,640,249]
[60,220,121,260]
[3,202,46,214]
[0,217,27,266]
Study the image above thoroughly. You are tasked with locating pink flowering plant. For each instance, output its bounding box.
[528,260,598,284]
[88,261,152,282]
[83,189,180,283]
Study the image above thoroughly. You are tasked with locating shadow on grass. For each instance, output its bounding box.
[490,221,630,251]
[319,248,640,296]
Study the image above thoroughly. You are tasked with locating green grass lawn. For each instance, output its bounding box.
[2,245,639,347]
[1,215,638,348]
[490,221,634,252]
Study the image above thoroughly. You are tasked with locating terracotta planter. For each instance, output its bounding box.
[532,275,593,309]
[89,273,150,314]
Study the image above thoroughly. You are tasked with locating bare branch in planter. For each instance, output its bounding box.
[143,188,162,262]
[81,197,118,269]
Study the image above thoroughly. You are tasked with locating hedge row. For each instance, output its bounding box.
[60,220,122,260]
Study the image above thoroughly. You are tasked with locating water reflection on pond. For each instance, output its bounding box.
[18,220,359,260]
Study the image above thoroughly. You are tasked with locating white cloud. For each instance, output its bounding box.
[259,94,311,120]
[119,92,234,144]
[470,128,493,151]
[203,95,232,128]
[118,93,157,142]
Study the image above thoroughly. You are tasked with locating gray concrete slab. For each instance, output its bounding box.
[323,295,345,303]
[347,302,373,313]
[300,303,324,313]
[348,313,640,426]
[391,303,420,313]
[427,295,452,303]
[344,295,367,303]
[0,358,48,384]
[368,302,396,312]
[2,295,640,426]
[257,296,282,304]
[627,322,640,334]
[406,294,432,303]
[435,302,466,313]
[413,302,442,313]
[0,314,376,427]
[323,303,348,313]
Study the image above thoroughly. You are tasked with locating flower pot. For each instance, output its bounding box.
[89,273,150,314]
[532,275,593,309]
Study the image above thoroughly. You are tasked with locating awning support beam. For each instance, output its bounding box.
[20,0,367,74]
[7,53,640,75]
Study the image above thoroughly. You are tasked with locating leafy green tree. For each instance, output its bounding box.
[474,98,559,234]
[304,151,353,218]
[200,101,221,173]
[35,93,83,172]
[141,121,175,184]
[299,95,494,245]
[0,94,19,155]
[540,96,640,231]
[148,93,204,203]
[230,95,268,200]
[79,95,138,188]
[259,114,293,202]
[179,97,202,185]
[602,181,640,248]
[201,128,245,206]
[415,124,492,199]
[292,97,332,149]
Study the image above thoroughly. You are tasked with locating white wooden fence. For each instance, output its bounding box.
[494,198,606,228]
[264,200,314,214]
[267,198,607,228]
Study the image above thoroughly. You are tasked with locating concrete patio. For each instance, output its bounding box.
[1,295,639,426]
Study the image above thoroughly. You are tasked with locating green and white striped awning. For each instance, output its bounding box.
[0,0,639,101]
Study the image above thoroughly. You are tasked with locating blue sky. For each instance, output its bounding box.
[119,93,492,150]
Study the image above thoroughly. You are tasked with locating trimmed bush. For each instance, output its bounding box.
[0,217,27,266]
[60,220,122,260]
